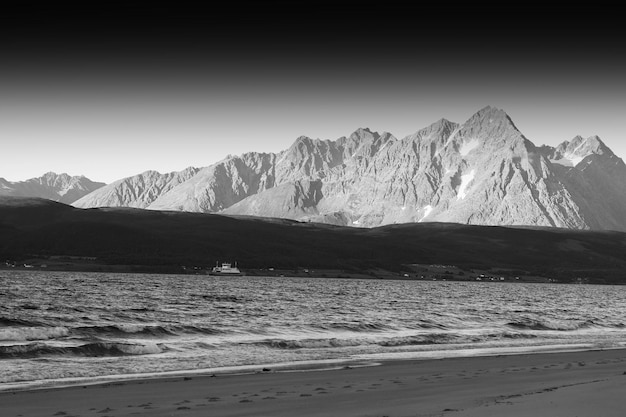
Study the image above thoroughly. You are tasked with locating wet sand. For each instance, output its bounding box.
[2,349,626,417]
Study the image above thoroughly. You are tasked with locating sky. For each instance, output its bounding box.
[2,1,625,184]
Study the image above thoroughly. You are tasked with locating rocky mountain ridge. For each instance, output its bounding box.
[0,172,105,204]
[32,106,626,231]
[72,167,200,209]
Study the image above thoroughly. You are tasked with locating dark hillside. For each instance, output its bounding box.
[1,197,626,283]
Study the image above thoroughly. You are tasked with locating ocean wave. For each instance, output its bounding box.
[254,338,367,349]
[75,324,176,338]
[312,322,396,332]
[189,325,226,335]
[501,332,539,339]
[311,321,453,333]
[0,317,46,327]
[377,334,457,347]
[252,333,460,350]
[0,341,163,359]
[128,307,156,312]
[0,326,69,342]
[73,324,225,338]
[408,320,451,330]
[0,343,63,358]
[200,294,246,303]
[506,318,599,331]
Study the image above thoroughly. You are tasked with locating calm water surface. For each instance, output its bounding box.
[1,271,625,390]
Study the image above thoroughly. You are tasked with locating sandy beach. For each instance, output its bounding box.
[2,349,625,417]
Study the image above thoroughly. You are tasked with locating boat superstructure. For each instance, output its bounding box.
[209,262,242,276]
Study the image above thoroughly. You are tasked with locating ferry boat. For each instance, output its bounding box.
[209,262,243,276]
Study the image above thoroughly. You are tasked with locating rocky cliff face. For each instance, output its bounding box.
[72,167,199,209]
[71,106,626,231]
[0,172,105,204]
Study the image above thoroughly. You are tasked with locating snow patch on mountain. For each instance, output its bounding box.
[551,153,584,167]
[418,205,433,222]
[444,127,462,147]
[459,138,480,156]
[457,170,476,200]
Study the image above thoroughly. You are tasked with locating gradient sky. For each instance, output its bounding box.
[2,1,625,184]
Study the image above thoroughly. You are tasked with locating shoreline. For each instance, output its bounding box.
[3,348,626,417]
[2,342,619,394]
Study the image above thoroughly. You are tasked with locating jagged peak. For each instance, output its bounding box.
[31,172,79,187]
[180,165,199,174]
[468,105,512,124]
[281,135,337,161]
[435,117,456,126]
[292,135,333,147]
[403,117,459,145]
[584,135,610,151]
[104,170,162,185]
[460,105,524,143]
[560,135,612,156]
[39,171,71,180]
[549,134,615,167]
[349,127,380,141]
[426,117,458,133]
[138,170,162,177]
[287,135,330,152]
[476,104,496,113]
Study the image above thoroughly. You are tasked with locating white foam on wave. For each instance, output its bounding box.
[353,343,596,362]
[0,327,69,342]
[115,342,162,355]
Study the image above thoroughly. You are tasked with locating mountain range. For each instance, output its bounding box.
[8,106,626,231]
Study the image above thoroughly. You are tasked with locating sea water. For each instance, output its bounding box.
[1,270,625,390]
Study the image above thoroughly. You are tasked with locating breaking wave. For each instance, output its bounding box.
[506,318,602,331]
[0,342,164,359]
[311,322,398,332]
[252,333,463,350]
[74,324,225,338]
[0,326,69,342]
[0,317,46,327]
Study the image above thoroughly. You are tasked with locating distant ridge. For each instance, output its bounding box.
[0,172,105,204]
